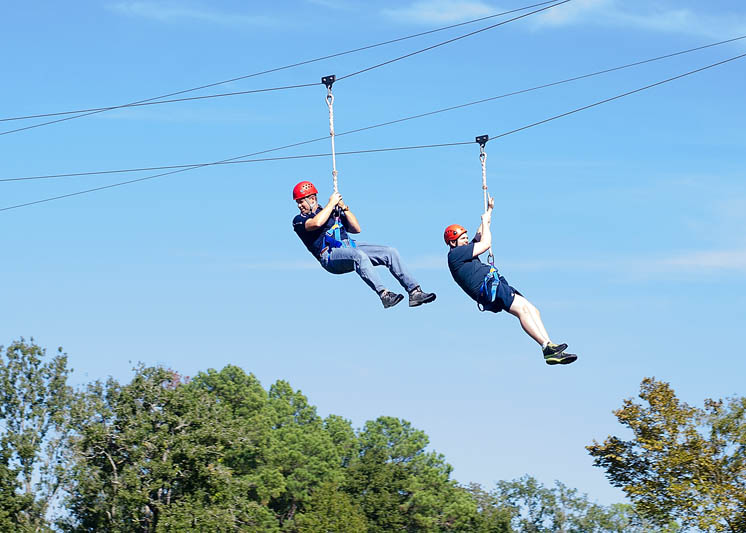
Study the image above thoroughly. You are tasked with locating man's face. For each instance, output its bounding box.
[448,232,469,248]
[296,194,317,215]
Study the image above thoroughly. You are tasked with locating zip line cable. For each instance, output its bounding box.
[484,51,746,143]
[0,142,477,213]
[0,0,560,136]
[337,0,570,81]
[0,83,320,126]
[6,34,745,184]
[2,50,744,213]
[4,31,742,134]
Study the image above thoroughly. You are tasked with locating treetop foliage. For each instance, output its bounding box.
[588,377,746,532]
[4,339,731,532]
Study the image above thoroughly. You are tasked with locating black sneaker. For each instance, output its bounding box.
[408,287,436,307]
[542,342,568,357]
[545,352,577,365]
[380,290,404,309]
[542,343,577,365]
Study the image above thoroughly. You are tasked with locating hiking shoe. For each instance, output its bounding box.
[380,290,404,309]
[542,342,568,357]
[408,287,437,307]
[545,351,577,365]
[543,342,576,365]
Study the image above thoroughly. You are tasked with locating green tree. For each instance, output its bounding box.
[464,483,515,533]
[63,365,278,532]
[0,338,75,532]
[346,416,479,532]
[64,364,361,532]
[293,480,368,533]
[0,446,34,532]
[466,476,669,533]
[192,367,355,530]
[263,380,348,526]
[588,377,746,532]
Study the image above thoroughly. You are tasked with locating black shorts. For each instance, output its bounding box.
[481,275,521,313]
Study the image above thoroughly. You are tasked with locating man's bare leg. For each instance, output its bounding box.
[508,294,548,346]
[526,300,550,342]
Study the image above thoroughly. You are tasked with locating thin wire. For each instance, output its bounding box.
[0,83,320,127]
[7,34,744,183]
[0,0,560,129]
[0,83,320,137]
[487,51,746,142]
[338,0,571,81]
[2,51,744,212]
[0,142,472,212]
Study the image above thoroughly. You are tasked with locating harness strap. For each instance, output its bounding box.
[477,266,500,312]
[324,216,356,249]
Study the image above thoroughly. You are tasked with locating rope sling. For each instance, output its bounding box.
[321,75,355,249]
[475,134,499,311]
[476,135,494,266]
[322,75,339,193]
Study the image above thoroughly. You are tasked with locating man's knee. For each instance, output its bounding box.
[510,296,531,316]
[382,245,400,264]
[349,248,373,268]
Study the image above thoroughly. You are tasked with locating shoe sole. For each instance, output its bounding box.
[409,294,437,307]
[545,353,578,365]
[547,343,568,353]
[383,294,405,309]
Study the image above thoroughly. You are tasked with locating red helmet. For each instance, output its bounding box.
[293,181,318,200]
[444,224,467,244]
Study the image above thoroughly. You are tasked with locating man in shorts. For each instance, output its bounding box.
[292,180,436,309]
[445,197,576,365]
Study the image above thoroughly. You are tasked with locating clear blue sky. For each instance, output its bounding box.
[2,0,745,505]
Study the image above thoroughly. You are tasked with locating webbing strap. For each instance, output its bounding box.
[325,217,356,249]
[477,267,500,312]
[333,217,341,243]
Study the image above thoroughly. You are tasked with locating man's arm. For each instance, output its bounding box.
[304,192,342,230]
[473,220,484,242]
[338,198,361,233]
[472,197,493,257]
[473,196,494,243]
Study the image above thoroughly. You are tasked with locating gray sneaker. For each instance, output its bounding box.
[408,287,436,307]
[380,290,404,309]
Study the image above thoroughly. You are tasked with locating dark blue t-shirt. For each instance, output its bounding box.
[292,207,350,258]
[447,242,493,302]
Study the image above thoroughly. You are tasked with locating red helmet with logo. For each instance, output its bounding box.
[293,181,318,200]
[443,224,467,244]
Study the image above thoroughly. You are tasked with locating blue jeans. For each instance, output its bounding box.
[320,241,419,294]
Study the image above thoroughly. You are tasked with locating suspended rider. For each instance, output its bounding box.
[445,197,577,365]
[292,180,436,309]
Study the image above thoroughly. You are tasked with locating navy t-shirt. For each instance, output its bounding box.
[447,242,493,302]
[292,207,350,258]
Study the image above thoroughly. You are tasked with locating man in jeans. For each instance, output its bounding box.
[445,197,576,365]
[292,180,436,309]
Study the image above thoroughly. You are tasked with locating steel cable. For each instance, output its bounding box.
[2,51,744,212]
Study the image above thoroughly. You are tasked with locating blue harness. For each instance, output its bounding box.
[477,265,500,312]
[324,215,356,249]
